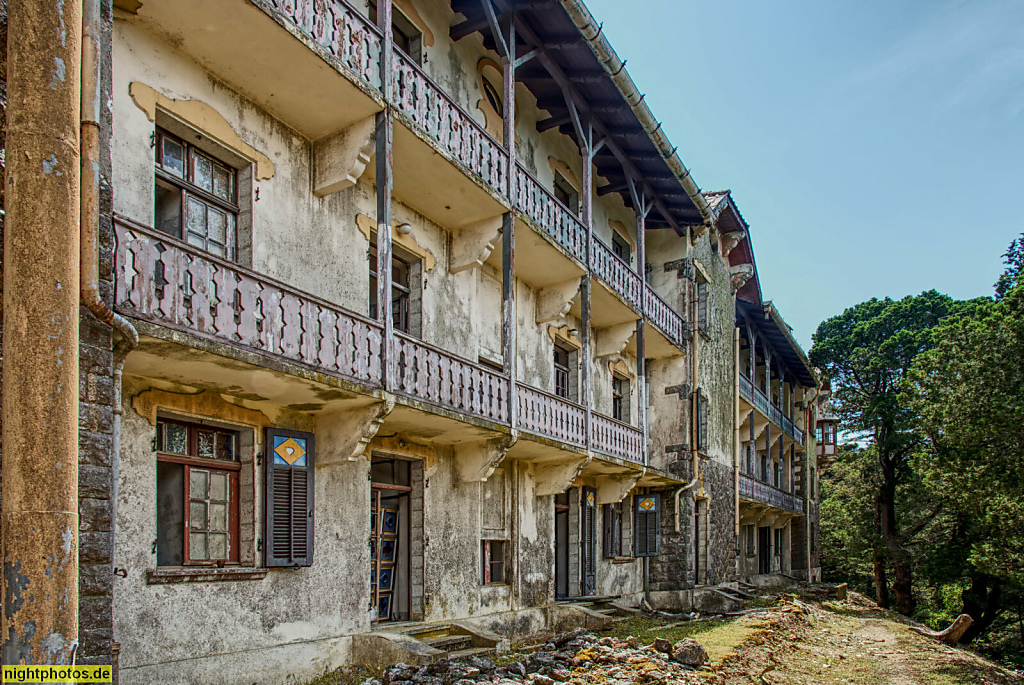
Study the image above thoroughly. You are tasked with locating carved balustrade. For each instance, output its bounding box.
[393,332,509,424]
[514,164,588,263]
[739,374,804,444]
[265,0,382,89]
[591,237,643,312]
[590,413,643,464]
[516,385,587,449]
[739,473,802,514]
[114,217,384,387]
[643,285,687,348]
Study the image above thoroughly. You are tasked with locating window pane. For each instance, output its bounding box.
[217,433,236,461]
[210,472,228,501]
[213,166,232,202]
[186,197,208,246]
[208,207,227,245]
[209,503,228,532]
[190,501,208,530]
[197,431,216,459]
[163,423,188,454]
[190,469,209,499]
[190,532,208,560]
[209,533,228,560]
[155,179,182,239]
[193,153,214,192]
[225,214,237,262]
[162,136,185,177]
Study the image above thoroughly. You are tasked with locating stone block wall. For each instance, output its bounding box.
[703,459,736,585]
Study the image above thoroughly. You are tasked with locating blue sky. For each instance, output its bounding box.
[583,0,1024,349]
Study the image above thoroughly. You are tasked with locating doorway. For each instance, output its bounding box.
[580,487,596,596]
[758,526,771,575]
[554,492,569,599]
[371,456,412,622]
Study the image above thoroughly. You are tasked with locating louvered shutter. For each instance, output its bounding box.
[603,504,615,558]
[698,392,708,452]
[264,428,315,567]
[634,493,660,557]
[582,488,597,595]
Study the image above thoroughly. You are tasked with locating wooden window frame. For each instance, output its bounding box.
[554,343,571,400]
[612,374,630,424]
[553,171,580,216]
[603,502,624,558]
[154,128,240,261]
[611,232,631,265]
[745,524,756,556]
[773,528,783,557]
[156,419,241,567]
[481,539,507,585]
[369,239,416,334]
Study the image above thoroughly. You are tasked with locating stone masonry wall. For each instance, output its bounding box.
[703,459,736,585]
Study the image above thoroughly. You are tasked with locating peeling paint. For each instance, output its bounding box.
[4,561,30,620]
[50,56,66,89]
[42,154,62,175]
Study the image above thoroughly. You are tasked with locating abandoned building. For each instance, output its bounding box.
[0,0,823,681]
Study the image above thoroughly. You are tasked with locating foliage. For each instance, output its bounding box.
[994,233,1024,300]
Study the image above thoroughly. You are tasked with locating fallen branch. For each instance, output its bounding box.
[908,614,973,646]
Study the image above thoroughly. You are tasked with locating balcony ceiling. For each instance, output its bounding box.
[737,299,816,387]
[450,0,705,232]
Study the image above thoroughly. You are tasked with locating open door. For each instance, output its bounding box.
[758,526,771,575]
[371,457,412,622]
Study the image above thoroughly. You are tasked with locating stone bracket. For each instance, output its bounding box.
[730,263,755,294]
[596,470,645,505]
[721,229,747,258]
[593,322,637,358]
[454,435,516,483]
[664,443,691,456]
[664,257,694,281]
[664,383,691,398]
[313,116,376,198]
[536,279,581,324]
[450,215,503,274]
[535,455,591,497]
[315,397,395,466]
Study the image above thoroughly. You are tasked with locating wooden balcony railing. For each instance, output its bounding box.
[114,217,384,387]
[739,473,803,514]
[394,331,509,424]
[644,285,687,349]
[591,237,643,312]
[739,374,805,444]
[265,0,382,90]
[391,51,509,195]
[516,385,587,449]
[590,412,643,464]
[514,163,588,263]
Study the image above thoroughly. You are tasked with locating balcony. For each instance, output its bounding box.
[114,216,644,465]
[739,374,804,444]
[739,474,804,514]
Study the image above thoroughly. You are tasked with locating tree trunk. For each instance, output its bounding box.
[961,574,1003,643]
[872,548,890,609]
[878,458,915,615]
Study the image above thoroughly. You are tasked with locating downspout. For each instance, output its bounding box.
[733,327,741,579]
[557,0,715,229]
[82,0,137,674]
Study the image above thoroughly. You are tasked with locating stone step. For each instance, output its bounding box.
[404,624,456,641]
[448,646,496,660]
[426,634,473,652]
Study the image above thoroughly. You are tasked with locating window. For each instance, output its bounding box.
[554,342,572,400]
[369,240,421,335]
[369,3,424,64]
[156,419,240,566]
[695,389,708,452]
[612,375,630,423]
[603,503,625,558]
[265,428,315,567]
[611,232,631,264]
[553,172,579,215]
[154,128,238,260]
[696,279,709,336]
[481,540,506,585]
[745,524,756,556]
[633,494,660,557]
[774,528,783,556]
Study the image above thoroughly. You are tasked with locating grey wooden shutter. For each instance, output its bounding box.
[699,392,708,452]
[582,488,597,595]
[265,428,315,567]
[634,493,660,557]
[602,504,616,558]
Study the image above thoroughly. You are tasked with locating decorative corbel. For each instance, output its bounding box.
[595,469,645,504]
[313,116,376,197]
[535,455,591,497]
[315,397,395,466]
[454,435,516,483]
[593,322,636,358]
[730,263,755,294]
[450,215,503,273]
[721,229,747,258]
[536,279,581,324]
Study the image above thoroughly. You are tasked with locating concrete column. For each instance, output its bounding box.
[2,0,83,665]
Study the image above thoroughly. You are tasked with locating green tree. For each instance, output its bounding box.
[810,291,983,615]
[905,284,1024,642]
[994,233,1024,300]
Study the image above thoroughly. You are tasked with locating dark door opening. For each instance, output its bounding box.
[581,488,596,596]
[694,512,701,585]
[555,492,569,599]
[758,526,771,575]
[371,457,412,622]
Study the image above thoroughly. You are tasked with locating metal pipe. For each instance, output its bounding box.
[672,477,700,533]
[556,0,715,229]
[2,0,83,664]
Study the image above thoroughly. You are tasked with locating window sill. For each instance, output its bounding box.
[146,567,268,584]
[611,556,636,564]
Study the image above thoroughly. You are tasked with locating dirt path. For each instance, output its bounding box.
[713,594,1024,685]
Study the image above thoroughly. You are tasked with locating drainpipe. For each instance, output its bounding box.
[733,327,741,578]
[2,0,83,665]
[82,0,138,674]
[557,0,714,230]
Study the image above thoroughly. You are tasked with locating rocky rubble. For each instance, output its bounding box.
[374,628,709,685]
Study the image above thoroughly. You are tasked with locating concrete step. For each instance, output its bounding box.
[425,634,474,652]
[448,646,496,660]
[404,624,456,641]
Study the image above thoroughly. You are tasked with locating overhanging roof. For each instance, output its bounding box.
[737,298,816,388]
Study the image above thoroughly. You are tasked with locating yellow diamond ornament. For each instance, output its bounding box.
[639,497,655,511]
[274,437,306,465]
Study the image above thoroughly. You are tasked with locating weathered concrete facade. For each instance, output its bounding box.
[0,0,821,679]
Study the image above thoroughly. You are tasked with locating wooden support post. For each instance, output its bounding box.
[376,0,394,391]
[501,14,517,428]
